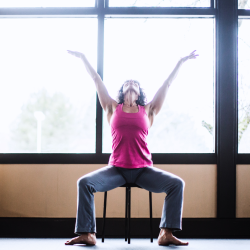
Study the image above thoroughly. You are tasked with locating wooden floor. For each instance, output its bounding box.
[1,238,250,250]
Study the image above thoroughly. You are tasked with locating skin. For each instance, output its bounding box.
[65,233,96,245]
[65,50,198,246]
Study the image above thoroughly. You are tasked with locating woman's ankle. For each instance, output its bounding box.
[160,228,173,235]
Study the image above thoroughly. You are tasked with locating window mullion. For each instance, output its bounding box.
[211,0,215,8]
[96,0,105,155]
[216,0,238,218]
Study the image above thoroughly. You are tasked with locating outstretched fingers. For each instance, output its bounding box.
[67,50,74,55]
[66,50,83,59]
[189,50,199,59]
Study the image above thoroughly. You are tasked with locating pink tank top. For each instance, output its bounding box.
[108,103,153,169]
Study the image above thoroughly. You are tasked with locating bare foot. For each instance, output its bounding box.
[65,233,96,245]
[158,228,188,246]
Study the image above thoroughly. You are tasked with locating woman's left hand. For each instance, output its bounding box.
[180,50,199,63]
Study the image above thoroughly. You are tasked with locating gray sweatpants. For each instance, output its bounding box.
[75,165,185,234]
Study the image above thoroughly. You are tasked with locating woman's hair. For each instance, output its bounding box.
[117,80,147,106]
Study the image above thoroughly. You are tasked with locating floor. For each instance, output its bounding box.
[1,238,250,250]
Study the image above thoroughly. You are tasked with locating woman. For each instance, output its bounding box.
[65,50,198,246]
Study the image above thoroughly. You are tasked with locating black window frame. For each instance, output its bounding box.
[0,0,244,219]
[0,0,217,164]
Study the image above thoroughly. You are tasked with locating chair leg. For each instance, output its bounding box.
[149,191,153,242]
[125,187,128,242]
[128,187,131,244]
[102,191,107,243]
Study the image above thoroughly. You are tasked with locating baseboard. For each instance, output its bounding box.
[0,218,250,238]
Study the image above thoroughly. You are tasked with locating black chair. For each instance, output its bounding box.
[101,183,153,244]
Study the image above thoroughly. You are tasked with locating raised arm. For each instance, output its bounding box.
[147,50,198,116]
[67,50,115,112]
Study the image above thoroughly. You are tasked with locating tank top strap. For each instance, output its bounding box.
[138,104,141,113]
[120,103,124,112]
[114,103,122,114]
[139,105,147,115]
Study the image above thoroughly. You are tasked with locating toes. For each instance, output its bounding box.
[158,237,189,246]
[175,240,189,246]
[65,239,75,245]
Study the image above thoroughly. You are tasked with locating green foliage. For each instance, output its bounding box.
[239,112,250,143]
[202,120,213,135]
[202,114,250,143]
[10,89,76,153]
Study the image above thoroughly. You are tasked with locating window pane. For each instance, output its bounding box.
[0,0,94,7]
[238,19,250,153]
[103,17,215,153]
[239,0,250,9]
[0,18,97,153]
[109,0,210,7]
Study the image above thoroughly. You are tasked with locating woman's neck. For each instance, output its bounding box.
[123,91,138,107]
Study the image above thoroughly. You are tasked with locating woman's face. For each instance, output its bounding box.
[122,80,140,96]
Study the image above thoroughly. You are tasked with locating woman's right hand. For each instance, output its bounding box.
[67,50,85,59]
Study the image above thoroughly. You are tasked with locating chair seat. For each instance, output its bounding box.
[120,183,142,188]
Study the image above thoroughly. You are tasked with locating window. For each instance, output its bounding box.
[0,18,97,153]
[238,19,250,153]
[238,0,250,9]
[0,0,242,223]
[0,0,218,162]
[0,0,95,7]
[103,17,215,153]
[109,0,210,7]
